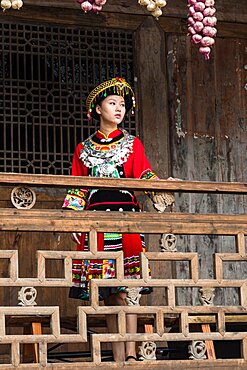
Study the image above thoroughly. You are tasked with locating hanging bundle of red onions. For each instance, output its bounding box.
[187,0,217,60]
[77,0,107,13]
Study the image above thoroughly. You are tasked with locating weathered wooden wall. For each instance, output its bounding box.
[165,30,247,304]
[0,0,246,312]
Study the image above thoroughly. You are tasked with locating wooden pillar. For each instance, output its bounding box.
[135,17,170,179]
[135,17,173,306]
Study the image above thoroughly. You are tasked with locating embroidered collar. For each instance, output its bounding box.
[96,129,122,140]
[79,129,134,169]
[92,130,124,145]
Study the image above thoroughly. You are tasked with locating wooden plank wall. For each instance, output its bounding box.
[166,29,247,304]
[0,0,246,309]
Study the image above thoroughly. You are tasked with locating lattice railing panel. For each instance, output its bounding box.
[0,175,247,368]
[0,223,247,366]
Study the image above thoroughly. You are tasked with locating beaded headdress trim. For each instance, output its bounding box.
[86,77,135,120]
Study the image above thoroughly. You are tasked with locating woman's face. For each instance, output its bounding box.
[96,95,126,126]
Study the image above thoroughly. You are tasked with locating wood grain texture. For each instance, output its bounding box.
[0,4,246,37]
[0,209,247,233]
[0,173,247,193]
[8,0,247,23]
[136,17,170,179]
[166,31,247,306]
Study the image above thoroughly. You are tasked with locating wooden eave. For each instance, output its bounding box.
[0,0,246,38]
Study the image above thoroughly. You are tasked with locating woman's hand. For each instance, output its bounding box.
[152,192,175,212]
[152,177,182,212]
[167,176,182,181]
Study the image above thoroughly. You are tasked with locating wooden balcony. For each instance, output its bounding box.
[0,173,247,369]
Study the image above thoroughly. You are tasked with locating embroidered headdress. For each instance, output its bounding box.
[86,77,135,120]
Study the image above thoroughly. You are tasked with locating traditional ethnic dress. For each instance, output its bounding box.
[63,128,157,300]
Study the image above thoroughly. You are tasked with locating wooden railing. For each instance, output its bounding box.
[0,173,247,369]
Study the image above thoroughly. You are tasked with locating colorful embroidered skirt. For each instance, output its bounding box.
[69,189,151,301]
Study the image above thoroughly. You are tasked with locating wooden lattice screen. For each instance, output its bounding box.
[0,21,135,175]
[0,174,247,369]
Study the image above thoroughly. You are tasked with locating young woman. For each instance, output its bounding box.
[63,77,174,362]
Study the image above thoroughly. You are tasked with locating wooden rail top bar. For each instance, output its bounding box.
[0,209,247,233]
[1,173,247,194]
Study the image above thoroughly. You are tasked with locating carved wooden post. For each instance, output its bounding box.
[189,288,216,360]
[125,287,141,306]
[160,233,177,252]
[18,287,41,363]
[18,287,37,307]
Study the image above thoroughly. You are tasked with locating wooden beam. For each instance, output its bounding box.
[189,315,247,324]
[1,173,247,193]
[13,0,247,24]
[201,324,216,360]
[0,5,143,31]
[0,5,246,38]
[135,17,170,179]
[0,360,245,370]
[0,209,247,234]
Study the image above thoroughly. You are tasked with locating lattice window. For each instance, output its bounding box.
[0,22,135,174]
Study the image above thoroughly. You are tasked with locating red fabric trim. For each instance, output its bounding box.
[76,232,143,259]
[96,129,122,140]
[87,201,136,208]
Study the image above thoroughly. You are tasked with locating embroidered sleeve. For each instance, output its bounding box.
[62,143,89,211]
[140,168,159,181]
[62,188,88,211]
[140,169,159,199]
